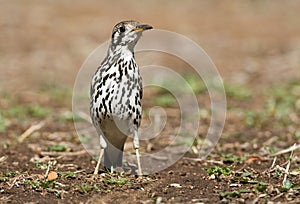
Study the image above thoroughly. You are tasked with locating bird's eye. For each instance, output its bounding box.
[119,26,125,33]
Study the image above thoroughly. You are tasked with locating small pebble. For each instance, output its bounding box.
[169,183,182,188]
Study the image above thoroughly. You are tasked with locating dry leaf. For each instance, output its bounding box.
[47,171,58,181]
[246,156,269,164]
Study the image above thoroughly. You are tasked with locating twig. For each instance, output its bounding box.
[18,121,46,143]
[40,150,87,157]
[269,156,277,169]
[0,156,8,163]
[282,144,295,186]
[269,165,286,173]
[183,157,224,165]
[271,143,300,156]
[0,195,13,202]
[272,193,284,201]
[8,177,20,189]
[44,161,53,179]
[74,170,85,174]
[265,156,277,176]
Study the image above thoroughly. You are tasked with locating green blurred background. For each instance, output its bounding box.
[1,0,299,96]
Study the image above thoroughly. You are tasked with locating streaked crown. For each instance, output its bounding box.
[110,20,152,51]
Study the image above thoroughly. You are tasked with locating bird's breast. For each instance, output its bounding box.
[91,56,142,129]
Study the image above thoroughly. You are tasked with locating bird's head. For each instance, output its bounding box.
[110,20,152,52]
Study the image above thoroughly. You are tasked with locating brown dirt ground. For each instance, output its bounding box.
[1,1,300,203]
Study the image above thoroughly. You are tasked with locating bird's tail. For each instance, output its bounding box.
[101,119,130,171]
[104,138,126,170]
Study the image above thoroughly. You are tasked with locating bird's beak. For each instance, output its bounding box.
[134,24,153,33]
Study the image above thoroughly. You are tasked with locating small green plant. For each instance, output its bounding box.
[266,146,278,155]
[5,105,51,119]
[225,83,252,100]
[105,177,130,185]
[38,82,72,106]
[28,105,51,118]
[205,166,232,176]
[280,179,292,192]
[272,168,284,178]
[175,136,194,146]
[153,93,176,107]
[4,171,17,177]
[26,180,40,189]
[240,171,253,178]
[34,161,48,170]
[184,74,206,94]
[6,106,28,119]
[58,112,84,122]
[26,179,56,189]
[41,180,56,188]
[222,153,246,163]
[263,81,300,126]
[295,131,300,139]
[255,181,268,192]
[35,161,41,168]
[79,183,100,193]
[79,135,91,144]
[48,144,67,152]
[59,171,76,178]
[0,177,8,182]
[0,111,6,132]
[244,111,263,128]
[0,171,17,182]
[235,173,268,187]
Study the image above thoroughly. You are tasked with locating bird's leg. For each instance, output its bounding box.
[133,130,142,176]
[93,149,104,175]
[93,135,106,175]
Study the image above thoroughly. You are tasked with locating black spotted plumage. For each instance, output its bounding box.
[90,20,152,175]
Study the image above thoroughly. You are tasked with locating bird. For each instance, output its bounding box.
[90,20,152,175]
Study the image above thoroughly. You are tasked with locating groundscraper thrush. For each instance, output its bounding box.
[90,20,152,175]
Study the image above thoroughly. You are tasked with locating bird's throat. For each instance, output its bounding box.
[108,44,134,60]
